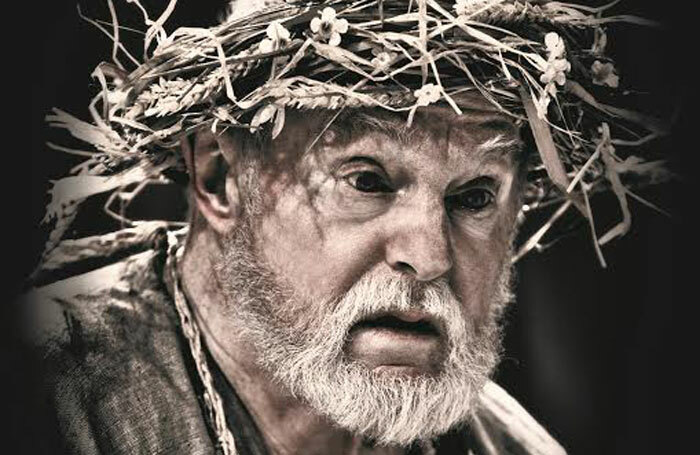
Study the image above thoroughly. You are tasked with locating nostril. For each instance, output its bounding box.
[394,261,417,275]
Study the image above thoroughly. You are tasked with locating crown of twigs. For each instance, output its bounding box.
[42,0,673,269]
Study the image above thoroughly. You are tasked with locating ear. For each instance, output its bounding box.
[181,129,242,235]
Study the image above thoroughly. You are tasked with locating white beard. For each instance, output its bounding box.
[216,213,514,447]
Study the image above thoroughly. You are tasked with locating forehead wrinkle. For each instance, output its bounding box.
[300,108,520,167]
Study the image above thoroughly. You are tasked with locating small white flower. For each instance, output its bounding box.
[540,58,571,86]
[370,46,396,70]
[544,32,566,60]
[310,7,349,46]
[537,32,571,94]
[259,21,291,54]
[414,83,441,107]
[591,60,619,88]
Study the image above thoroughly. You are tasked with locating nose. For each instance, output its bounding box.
[384,196,453,282]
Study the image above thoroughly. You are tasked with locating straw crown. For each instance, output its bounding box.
[41,0,672,268]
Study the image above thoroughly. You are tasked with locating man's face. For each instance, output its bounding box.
[215,95,523,445]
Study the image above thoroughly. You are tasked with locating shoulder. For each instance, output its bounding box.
[21,221,181,365]
[23,248,173,358]
[20,241,214,454]
[473,381,567,455]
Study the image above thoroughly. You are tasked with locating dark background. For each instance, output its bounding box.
[8,0,696,453]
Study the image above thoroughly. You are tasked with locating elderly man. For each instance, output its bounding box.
[25,1,669,454]
[179,100,528,453]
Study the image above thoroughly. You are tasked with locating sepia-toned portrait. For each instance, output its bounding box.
[14,1,692,454]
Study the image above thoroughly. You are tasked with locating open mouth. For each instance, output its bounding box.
[355,315,439,336]
[346,311,444,374]
[351,311,441,338]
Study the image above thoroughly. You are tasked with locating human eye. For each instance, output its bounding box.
[338,157,393,194]
[445,178,497,214]
[345,171,392,193]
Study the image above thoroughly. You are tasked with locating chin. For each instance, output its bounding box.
[287,355,487,446]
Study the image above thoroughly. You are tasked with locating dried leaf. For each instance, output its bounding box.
[271,105,286,139]
[520,87,586,216]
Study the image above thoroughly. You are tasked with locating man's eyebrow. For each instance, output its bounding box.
[474,133,523,158]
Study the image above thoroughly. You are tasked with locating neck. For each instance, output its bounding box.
[179,227,407,455]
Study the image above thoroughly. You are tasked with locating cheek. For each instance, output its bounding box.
[450,217,513,320]
[258,186,325,300]
[258,180,386,305]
